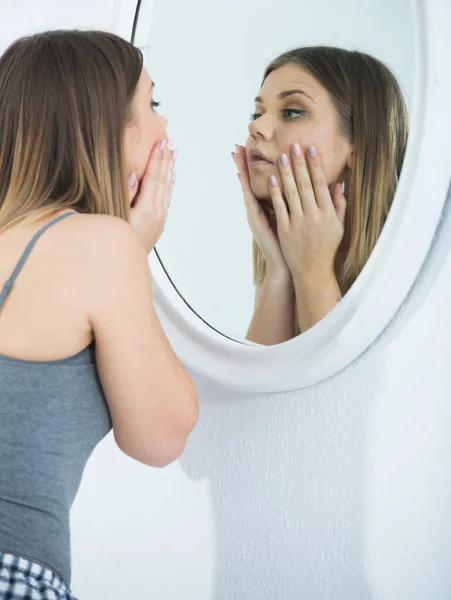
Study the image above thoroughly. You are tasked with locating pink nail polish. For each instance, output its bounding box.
[270,175,278,187]
[160,138,168,150]
[292,143,302,157]
[308,145,317,158]
[172,172,177,182]
[167,138,174,150]
[172,149,178,162]
[280,153,289,167]
[128,173,136,188]
[341,181,345,194]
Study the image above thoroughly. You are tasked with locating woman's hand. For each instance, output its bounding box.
[130,138,176,254]
[269,143,346,283]
[232,144,290,280]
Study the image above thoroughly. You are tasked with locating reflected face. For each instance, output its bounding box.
[246,63,353,201]
[124,68,168,203]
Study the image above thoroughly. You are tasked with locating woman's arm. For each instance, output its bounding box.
[86,216,199,468]
[267,143,347,337]
[246,271,296,345]
[233,145,295,345]
[293,271,342,334]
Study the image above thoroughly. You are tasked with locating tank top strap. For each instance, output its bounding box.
[0,212,76,310]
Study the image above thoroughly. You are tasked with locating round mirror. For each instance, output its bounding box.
[131,0,451,393]
[135,0,414,343]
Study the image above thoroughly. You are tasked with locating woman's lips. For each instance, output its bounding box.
[248,157,274,169]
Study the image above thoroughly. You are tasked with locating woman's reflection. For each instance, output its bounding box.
[232,46,408,344]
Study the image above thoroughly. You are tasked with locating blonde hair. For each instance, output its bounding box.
[0,30,143,231]
[253,46,409,293]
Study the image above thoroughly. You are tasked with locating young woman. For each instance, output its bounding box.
[233,46,408,344]
[0,30,198,599]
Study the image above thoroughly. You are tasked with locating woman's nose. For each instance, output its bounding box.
[159,114,169,129]
[248,114,275,141]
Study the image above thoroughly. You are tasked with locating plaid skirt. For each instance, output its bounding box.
[0,553,77,599]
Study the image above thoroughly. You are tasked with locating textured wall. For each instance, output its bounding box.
[70,186,451,599]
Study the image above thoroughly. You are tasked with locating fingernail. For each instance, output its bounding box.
[128,172,136,188]
[270,175,278,187]
[237,173,241,183]
[172,172,177,183]
[160,138,168,150]
[292,143,302,157]
[308,145,317,158]
[172,149,178,162]
[235,144,240,153]
[167,138,174,150]
[231,151,236,161]
[280,153,289,167]
[341,181,345,194]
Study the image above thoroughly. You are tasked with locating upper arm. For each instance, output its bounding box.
[82,216,198,467]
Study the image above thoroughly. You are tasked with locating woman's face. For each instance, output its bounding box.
[246,63,353,201]
[124,67,168,203]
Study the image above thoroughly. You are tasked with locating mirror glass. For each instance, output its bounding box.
[139,0,414,343]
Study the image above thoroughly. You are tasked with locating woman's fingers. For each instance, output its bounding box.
[268,174,289,229]
[129,138,174,252]
[233,144,278,230]
[305,145,334,211]
[232,145,247,171]
[289,143,317,214]
[238,145,250,173]
[232,145,252,189]
[237,172,261,228]
[277,151,304,217]
[163,147,177,218]
[234,149,272,233]
[151,139,173,216]
[134,140,164,211]
[130,138,175,239]
[331,181,347,224]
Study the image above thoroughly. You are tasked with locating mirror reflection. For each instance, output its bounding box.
[141,0,413,343]
[234,47,408,344]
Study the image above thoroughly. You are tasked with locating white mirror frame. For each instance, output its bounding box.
[125,0,451,394]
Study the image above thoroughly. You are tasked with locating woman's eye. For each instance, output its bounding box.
[283,109,306,119]
[250,109,306,122]
[250,112,262,121]
[151,100,161,111]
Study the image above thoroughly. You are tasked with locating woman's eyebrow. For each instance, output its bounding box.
[254,89,316,104]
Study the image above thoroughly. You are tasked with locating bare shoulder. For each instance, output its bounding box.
[63,213,143,258]
[53,213,150,315]
[63,213,147,279]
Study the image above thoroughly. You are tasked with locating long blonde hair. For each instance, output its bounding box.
[0,30,143,231]
[253,46,409,293]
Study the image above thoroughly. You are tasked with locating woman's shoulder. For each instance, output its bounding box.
[63,213,145,262]
[65,212,134,242]
[52,212,148,292]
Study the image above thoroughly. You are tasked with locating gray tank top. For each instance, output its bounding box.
[0,212,112,584]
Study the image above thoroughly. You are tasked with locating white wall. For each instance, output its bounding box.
[70,187,451,600]
[69,186,451,600]
[147,0,415,340]
[0,0,129,46]
[2,2,451,599]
